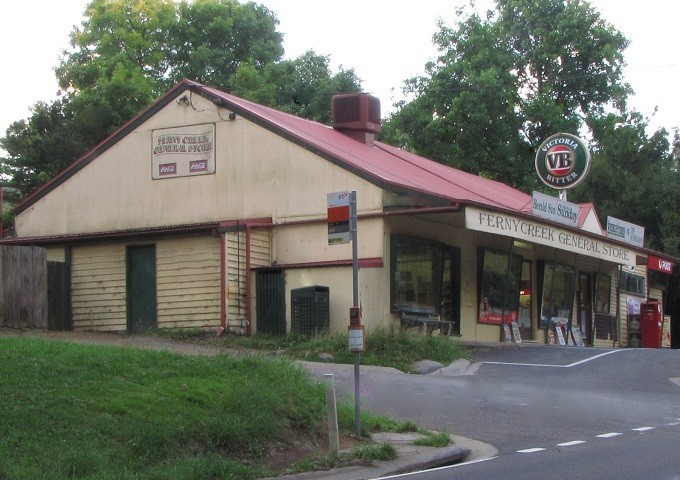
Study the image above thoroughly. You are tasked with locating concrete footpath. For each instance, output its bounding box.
[266,431,497,480]
[266,359,497,479]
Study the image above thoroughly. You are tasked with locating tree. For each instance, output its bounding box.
[231,51,362,123]
[497,0,630,143]
[572,111,676,252]
[2,99,93,197]
[169,0,284,89]
[1,0,361,199]
[381,10,530,187]
[382,0,630,188]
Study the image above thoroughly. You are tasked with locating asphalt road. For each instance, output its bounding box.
[307,344,680,479]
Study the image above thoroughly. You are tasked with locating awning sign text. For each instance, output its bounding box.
[466,207,635,264]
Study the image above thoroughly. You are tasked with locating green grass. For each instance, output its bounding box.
[412,432,452,448]
[348,442,397,461]
[0,337,328,479]
[222,328,469,372]
[0,333,459,479]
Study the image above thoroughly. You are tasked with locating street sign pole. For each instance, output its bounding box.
[350,190,361,438]
[328,190,362,438]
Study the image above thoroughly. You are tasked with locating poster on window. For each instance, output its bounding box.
[152,124,215,179]
[478,303,518,325]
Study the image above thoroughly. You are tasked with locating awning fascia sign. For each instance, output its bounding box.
[466,207,636,264]
[647,253,674,274]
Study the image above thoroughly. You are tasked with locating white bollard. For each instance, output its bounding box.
[324,373,340,456]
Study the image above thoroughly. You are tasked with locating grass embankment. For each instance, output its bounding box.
[0,333,463,479]
[0,338,323,479]
[218,328,470,372]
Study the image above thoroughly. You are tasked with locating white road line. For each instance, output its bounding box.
[597,432,622,438]
[484,349,624,368]
[375,456,498,478]
[632,427,655,432]
[517,448,546,453]
[666,422,680,426]
[557,440,586,447]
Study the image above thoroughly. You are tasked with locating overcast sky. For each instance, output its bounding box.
[1,0,677,144]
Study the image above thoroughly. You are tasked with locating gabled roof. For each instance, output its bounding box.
[14,79,531,217]
[576,202,605,234]
[201,83,533,211]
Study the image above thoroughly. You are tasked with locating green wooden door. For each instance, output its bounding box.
[127,245,157,333]
[256,270,285,335]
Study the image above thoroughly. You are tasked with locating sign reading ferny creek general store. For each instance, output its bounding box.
[152,124,215,179]
[466,207,635,264]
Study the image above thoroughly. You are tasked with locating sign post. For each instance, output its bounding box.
[328,190,362,438]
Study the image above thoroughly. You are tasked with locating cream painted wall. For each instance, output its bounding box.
[283,265,388,333]
[273,218,384,265]
[15,91,384,237]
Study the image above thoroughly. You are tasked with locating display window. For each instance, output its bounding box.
[539,262,575,328]
[619,271,646,297]
[477,249,522,324]
[595,273,611,314]
[390,236,460,333]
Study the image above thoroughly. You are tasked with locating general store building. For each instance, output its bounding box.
[6,80,676,346]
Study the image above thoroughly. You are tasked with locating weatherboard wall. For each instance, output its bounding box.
[156,235,221,329]
[71,243,127,331]
[70,235,224,332]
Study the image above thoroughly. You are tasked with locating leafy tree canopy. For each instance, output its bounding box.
[383,0,630,183]
[382,0,679,255]
[1,0,361,200]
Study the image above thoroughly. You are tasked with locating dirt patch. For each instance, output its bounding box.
[0,327,236,356]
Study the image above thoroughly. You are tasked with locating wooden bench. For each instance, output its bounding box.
[399,312,457,336]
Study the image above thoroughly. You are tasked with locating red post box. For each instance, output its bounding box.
[640,300,663,348]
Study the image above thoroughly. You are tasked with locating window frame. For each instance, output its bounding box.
[390,235,460,333]
[476,248,523,325]
[619,271,646,297]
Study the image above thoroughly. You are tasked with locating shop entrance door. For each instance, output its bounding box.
[127,245,157,333]
[577,273,592,345]
[518,261,533,340]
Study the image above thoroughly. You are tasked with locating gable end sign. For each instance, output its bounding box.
[535,133,591,190]
[152,124,215,179]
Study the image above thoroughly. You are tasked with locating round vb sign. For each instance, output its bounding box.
[535,133,591,190]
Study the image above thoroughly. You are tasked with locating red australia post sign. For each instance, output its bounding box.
[647,254,674,274]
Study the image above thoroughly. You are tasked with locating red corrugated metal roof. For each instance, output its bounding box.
[202,83,533,213]
[11,79,530,217]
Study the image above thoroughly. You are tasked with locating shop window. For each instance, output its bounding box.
[391,236,460,333]
[539,263,575,327]
[477,249,522,324]
[619,271,646,297]
[595,273,611,314]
